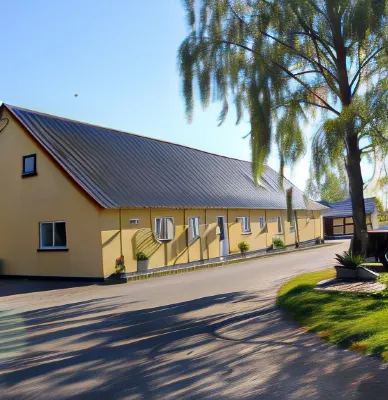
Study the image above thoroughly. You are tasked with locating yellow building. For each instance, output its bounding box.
[0,104,326,280]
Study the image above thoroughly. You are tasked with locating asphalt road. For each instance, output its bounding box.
[2,240,388,400]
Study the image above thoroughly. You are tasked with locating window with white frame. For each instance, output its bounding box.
[259,216,265,229]
[39,221,67,249]
[236,216,251,234]
[188,217,200,243]
[290,216,296,233]
[277,216,283,234]
[154,217,175,241]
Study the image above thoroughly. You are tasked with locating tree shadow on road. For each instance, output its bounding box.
[0,279,96,298]
[1,290,388,400]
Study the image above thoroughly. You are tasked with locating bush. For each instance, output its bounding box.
[136,252,149,261]
[273,237,285,248]
[334,250,365,270]
[115,256,125,274]
[238,241,250,253]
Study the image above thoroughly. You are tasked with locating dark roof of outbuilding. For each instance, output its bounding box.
[4,104,325,211]
[321,197,376,218]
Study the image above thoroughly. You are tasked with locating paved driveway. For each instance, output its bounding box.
[1,241,388,399]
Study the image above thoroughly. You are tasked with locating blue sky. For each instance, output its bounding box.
[0,1,371,191]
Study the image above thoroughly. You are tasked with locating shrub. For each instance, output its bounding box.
[238,241,250,253]
[136,252,149,261]
[334,251,365,270]
[115,255,125,274]
[273,237,285,248]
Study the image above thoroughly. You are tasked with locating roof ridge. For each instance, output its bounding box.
[4,103,254,165]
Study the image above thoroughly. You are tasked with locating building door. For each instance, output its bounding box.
[217,216,229,258]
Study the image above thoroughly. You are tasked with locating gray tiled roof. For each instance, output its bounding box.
[321,197,376,218]
[5,104,325,211]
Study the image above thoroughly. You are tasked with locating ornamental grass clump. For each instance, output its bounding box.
[238,241,250,254]
[334,251,365,270]
[136,252,149,261]
[273,237,285,248]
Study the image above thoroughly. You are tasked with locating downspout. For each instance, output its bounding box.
[119,208,123,256]
[227,209,231,255]
[205,209,209,259]
[185,209,190,263]
[294,210,300,247]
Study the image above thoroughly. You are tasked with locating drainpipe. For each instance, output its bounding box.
[119,208,123,257]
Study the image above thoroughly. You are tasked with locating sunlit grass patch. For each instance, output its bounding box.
[277,268,388,360]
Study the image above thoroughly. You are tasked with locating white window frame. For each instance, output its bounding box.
[277,216,283,234]
[258,216,265,229]
[188,217,200,243]
[237,216,251,234]
[39,221,67,249]
[290,216,296,233]
[154,217,175,242]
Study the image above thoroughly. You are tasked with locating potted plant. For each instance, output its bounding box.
[334,251,365,279]
[238,240,250,255]
[272,237,285,249]
[136,252,149,272]
[115,255,125,278]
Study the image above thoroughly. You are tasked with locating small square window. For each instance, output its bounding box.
[39,221,67,249]
[22,154,37,176]
[154,217,175,241]
[237,217,251,234]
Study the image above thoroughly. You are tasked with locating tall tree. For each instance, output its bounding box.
[178,0,388,253]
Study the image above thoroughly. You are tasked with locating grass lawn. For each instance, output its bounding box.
[277,268,388,361]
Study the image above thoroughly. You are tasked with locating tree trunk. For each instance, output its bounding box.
[328,8,368,255]
[345,123,368,254]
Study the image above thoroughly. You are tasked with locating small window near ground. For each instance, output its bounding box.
[259,216,265,229]
[155,217,175,241]
[277,217,283,234]
[40,221,67,249]
[237,217,251,234]
[188,217,200,243]
[22,154,37,176]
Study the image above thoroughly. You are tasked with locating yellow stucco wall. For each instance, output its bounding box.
[0,109,103,278]
[100,207,323,277]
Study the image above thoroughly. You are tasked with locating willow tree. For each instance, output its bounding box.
[178,0,388,253]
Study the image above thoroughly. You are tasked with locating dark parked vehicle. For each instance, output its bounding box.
[366,230,388,268]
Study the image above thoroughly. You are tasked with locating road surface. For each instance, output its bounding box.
[1,240,388,399]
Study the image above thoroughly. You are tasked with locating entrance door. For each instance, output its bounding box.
[217,216,229,258]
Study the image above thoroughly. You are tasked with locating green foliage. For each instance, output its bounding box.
[178,0,388,188]
[306,167,348,202]
[376,197,385,213]
[115,256,125,274]
[136,252,149,261]
[272,237,285,248]
[238,240,250,253]
[334,251,366,270]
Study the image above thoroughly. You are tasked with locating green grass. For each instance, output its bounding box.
[277,269,388,361]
